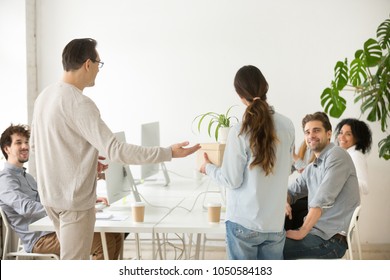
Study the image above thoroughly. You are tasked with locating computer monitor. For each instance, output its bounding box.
[103,132,141,203]
[140,122,170,186]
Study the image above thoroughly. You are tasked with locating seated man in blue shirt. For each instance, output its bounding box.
[0,124,122,259]
[283,112,360,259]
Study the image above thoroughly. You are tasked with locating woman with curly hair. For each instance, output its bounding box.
[335,118,372,195]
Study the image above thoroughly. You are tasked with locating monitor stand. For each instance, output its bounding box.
[160,162,170,186]
[136,163,171,187]
[122,163,170,202]
[123,165,142,202]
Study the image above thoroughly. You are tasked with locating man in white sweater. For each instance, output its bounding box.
[31,38,200,259]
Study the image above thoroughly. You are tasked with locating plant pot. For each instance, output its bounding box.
[218,127,230,144]
[196,143,226,169]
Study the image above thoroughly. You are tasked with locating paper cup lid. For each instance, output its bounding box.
[207,202,222,207]
[131,202,145,207]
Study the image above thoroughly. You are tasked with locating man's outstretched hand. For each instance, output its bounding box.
[171,141,201,158]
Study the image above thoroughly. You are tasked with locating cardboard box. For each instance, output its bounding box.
[196,143,226,168]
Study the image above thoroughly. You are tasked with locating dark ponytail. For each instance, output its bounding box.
[234,65,278,175]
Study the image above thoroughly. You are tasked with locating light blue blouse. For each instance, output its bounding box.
[206,111,295,232]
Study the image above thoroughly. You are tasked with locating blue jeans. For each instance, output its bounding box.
[283,233,347,259]
[225,220,286,260]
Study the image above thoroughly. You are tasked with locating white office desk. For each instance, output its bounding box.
[154,207,225,259]
[29,201,176,260]
[154,178,226,259]
[29,176,205,260]
[155,180,225,235]
[29,205,171,233]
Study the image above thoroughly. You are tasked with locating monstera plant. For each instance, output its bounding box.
[320,16,390,160]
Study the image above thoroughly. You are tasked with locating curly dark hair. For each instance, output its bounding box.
[0,124,30,160]
[334,118,372,154]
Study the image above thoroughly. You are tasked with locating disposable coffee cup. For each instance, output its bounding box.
[207,202,222,223]
[131,202,145,223]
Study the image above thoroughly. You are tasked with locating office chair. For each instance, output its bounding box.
[344,205,362,260]
[0,207,59,260]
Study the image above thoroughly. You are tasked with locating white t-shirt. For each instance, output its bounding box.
[347,145,369,195]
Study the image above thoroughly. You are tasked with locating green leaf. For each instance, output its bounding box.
[219,114,227,126]
[320,84,346,118]
[192,105,238,141]
[215,123,222,141]
[378,135,390,160]
[228,115,239,125]
[354,49,364,60]
[207,119,218,138]
[334,60,349,90]
[364,58,390,132]
[363,38,382,67]
[349,57,367,87]
[225,106,234,117]
[196,113,212,132]
[377,18,390,50]
[193,111,219,132]
[358,85,388,132]
[366,98,381,122]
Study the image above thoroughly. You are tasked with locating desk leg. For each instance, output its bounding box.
[153,233,158,260]
[135,233,141,259]
[186,233,193,259]
[201,233,206,260]
[163,233,167,259]
[154,233,164,260]
[119,233,124,260]
[194,233,202,260]
[100,232,109,260]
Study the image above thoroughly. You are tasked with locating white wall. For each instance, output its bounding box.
[0,0,27,146]
[3,0,390,245]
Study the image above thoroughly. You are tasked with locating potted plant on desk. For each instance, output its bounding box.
[192,105,239,143]
[192,105,239,167]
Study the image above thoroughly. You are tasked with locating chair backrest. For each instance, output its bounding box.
[0,207,15,260]
[346,205,362,260]
[0,207,59,260]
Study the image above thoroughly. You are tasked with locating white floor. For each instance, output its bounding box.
[122,233,390,260]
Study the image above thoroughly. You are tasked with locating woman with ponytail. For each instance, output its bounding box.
[200,65,295,259]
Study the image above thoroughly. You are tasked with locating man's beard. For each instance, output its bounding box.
[18,158,29,164]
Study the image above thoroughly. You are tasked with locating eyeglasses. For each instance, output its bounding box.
[92,59,104,68]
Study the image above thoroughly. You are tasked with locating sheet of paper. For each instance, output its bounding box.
[96,212,113,219]
[110,215,128,221]
[96,212,128,221]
